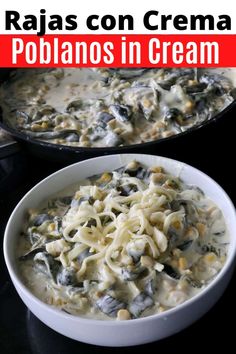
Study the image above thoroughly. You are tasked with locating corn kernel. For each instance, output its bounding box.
[185,226,195,237]
[31,123,42,131]
[188,79,197,86]
[204,252,217,263]
[179,257,188,270]
[41,122,48,129]
[196,223,206,237]
[164,179,179,190]
[162,131,175,138]
[142,98,152,108]
[114,127,123,134]
[150,166,164,173]
[184,100,194,113]
[54,298,64,306]
[151,173,165,184]
[48,223,55,232]
[100,173,112,183]
[126,160,139,170]
[94,200,105,213]
[80,134,89,142]
[173,220,181,230]
[117,309,131,321]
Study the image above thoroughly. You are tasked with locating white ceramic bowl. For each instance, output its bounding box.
[4,154,236,346]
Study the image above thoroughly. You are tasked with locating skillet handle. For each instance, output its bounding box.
[0,140,20,159]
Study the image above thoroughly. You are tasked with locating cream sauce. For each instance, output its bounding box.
[0,68,235,147]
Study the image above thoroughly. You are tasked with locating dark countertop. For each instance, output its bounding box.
[1,108,236,352]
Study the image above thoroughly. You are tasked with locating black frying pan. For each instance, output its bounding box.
[0,68,236,163]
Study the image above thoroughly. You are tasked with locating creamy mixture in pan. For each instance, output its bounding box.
[18,161,228,320]
[0,68,235,147]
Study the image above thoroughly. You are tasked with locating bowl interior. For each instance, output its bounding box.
[4,153,236,318]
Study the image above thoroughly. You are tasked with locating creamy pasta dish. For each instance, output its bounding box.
[1,68,235,147]
[18,161,228,320]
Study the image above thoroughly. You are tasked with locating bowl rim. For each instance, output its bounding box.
[3,153,236,326]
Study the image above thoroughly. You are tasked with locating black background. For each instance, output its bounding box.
[0,105,236,353]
